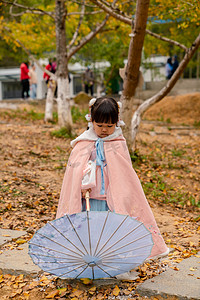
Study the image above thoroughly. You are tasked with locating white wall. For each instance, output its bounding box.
[0,82,2,101]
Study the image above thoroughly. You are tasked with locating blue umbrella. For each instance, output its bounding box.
[29,207,153,279]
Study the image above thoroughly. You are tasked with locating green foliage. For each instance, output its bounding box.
[75,22,129,93]
[144,0,199,77]
[1,0,55,60]
[0,39,28,67]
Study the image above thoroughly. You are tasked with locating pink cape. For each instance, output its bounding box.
[56,136,168,258]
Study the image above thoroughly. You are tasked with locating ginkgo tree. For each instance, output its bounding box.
[0,0,113,130]
[90,0,200,149]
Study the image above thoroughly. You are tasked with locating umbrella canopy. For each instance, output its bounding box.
[29,211,153,279]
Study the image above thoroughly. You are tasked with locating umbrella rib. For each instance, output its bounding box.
[29,242,82,259]
[66,215,89,255]
[48,222,86,256]
[32,257,84,264]
[101,260,143,264]
[93,210,110,257]
[59,263,88,278]
[99,223,149,257]
[95,264,113,278]
[101,242,153,260]
[101,254,148,262]
[101,263,128,273]
[36,233,83,257]
[100,232,152,258]
[29,253,83,261]
[47,262,85,272]
[36,260,84,265]
[95,215,129,257]
[75,265,89,279]
[87,211,92,256]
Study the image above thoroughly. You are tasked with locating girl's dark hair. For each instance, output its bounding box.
[91,97,119,124]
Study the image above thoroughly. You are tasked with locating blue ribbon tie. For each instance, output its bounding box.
[95,138,105,195]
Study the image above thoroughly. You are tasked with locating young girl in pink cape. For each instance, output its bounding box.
[56,96,169,260]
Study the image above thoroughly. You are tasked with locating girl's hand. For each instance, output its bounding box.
[81,189,91,198]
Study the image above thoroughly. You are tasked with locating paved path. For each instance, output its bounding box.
[0,228,200,299]
[136,254,200,299]
[0,228,40,276]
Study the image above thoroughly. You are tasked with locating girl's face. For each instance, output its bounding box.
[93,121,116,138]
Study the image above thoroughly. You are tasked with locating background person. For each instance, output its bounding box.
[165,57,173,80]
[29,64,37,99]
[171,55,179,76]
[43,60,53,85]
[20,61,30,99]
[83,66,94,96]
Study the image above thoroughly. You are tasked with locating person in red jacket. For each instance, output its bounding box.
[20,62,30,99]
[43,61,53,84]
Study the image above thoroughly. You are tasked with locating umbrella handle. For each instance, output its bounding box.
[85,190,90,211]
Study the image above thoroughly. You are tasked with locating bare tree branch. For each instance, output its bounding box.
[146,29,188,51]
[90,0,131,24]
[67,14,110,59]
[67,0,118,59]
[2,0,54,19]
[67,0,86,50]
[180,0,194,7]
[90,0,188,50]
[71,0,99,8]
[68,10,103,15]
[131,33,200,142]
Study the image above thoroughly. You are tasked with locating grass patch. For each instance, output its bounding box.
[56,146,65,152]
[171,149,186,157]
[26,109,44,120]
[143,175,168,200]
[193,120,200,128]
[0,183,26,198]
[51,127,74,139]
[130,150,147,166]
[143,174,200,208]
[166,118,171,123]
[167,192,200,208]
[0,108,44,121]
[71,106,88,123]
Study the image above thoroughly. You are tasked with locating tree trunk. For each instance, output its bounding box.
[131,34,200,147]
[57,77,72,128]
[196,51,199,78]
[120,0,150,149]
[55,0,72,130]
[44,80,56,122]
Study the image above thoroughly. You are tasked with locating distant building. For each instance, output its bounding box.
[0,60,110,100]
[141,55,167,82]
[0,66,46,100]
[0,68,21,100]
[123,55,167,85]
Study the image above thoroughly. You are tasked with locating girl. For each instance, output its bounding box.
[56,96,169,259]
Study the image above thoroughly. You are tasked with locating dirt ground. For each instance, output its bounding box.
[0,93,199,299]
[143,92,200,125]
